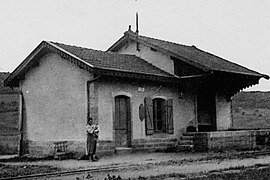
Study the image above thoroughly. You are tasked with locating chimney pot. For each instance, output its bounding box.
[128,25,131,31]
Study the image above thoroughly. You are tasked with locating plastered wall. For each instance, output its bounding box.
[118,41,174,74]
[21,53,93,142]
[96,80,196,141]
[118,41,233,132]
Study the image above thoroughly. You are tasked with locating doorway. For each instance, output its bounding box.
[114,95,131,147]
[197,90,217,132]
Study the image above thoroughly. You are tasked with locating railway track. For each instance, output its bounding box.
[0,164,141,180]
[1,150,270,180]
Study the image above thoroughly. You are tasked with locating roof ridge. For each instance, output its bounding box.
[141,35,193,48]
[50,40,166,60]
[49,41,104,52]
[125,31,267,78]
[49,40,174,77]
[50,41,139,57]
[126,31,194,49]
[5,40,179,87]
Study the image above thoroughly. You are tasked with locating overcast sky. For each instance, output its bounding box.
[0,0,269,91]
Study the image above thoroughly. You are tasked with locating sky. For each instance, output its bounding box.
[0,0,269,91]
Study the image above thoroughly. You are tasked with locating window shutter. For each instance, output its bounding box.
[144,97,154,135]
[166,99,174,134]
[161,100,167,133]
[115,97,120,129]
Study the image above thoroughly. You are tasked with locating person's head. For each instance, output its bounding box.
[87,117,93,125]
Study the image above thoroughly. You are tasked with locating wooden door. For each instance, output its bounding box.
[114,96,131,147]
[197,90,216,132]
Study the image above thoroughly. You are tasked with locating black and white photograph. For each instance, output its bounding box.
[1,0,270,179]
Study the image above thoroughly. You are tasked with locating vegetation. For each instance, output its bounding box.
[0,163,61,178]
[232,91,270,129]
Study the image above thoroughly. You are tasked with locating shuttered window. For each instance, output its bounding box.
[166,99,174,134]
[153,98,166,132]
[144,97,174,135]
[144,97,154,135]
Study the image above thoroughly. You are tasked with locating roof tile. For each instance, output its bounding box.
[50,42,173,77]
[124,31,267,78]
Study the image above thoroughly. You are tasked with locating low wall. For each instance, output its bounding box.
[132,138,177,152]
[193,130,270,152]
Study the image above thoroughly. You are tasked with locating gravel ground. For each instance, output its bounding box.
[1,152,205,169]
[2,151,270,179]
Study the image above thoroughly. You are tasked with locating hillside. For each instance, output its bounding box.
[0,72,20,154]
[232,91,270,130]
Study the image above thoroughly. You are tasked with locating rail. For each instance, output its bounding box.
[1,150,270,180]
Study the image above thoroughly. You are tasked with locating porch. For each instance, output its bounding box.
[178,129,270,152]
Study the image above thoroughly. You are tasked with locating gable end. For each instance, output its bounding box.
[4,41,95,87]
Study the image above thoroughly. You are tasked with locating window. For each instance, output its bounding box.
[144,97,174,135]
[153,98,165,132]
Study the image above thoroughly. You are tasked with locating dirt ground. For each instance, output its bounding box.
[2,151,270,179]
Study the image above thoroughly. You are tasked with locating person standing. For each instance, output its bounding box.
[86,117,99,161]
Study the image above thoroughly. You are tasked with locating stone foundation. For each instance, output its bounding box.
[24,138,177,157]
[27,140,86,158]
[193,129,270,152]
[132,138,177,152]
[97,140,115,156]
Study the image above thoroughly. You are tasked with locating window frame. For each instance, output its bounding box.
[144,97,174,135]
[152,98,166,133]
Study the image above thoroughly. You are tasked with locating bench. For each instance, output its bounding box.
[53,141,68,160]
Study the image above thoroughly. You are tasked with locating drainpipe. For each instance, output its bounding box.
[87,76,100,119]
[18,90,24,156]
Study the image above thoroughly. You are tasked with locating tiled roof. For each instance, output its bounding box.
[50,42,173,78]
[110,31,268,79]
